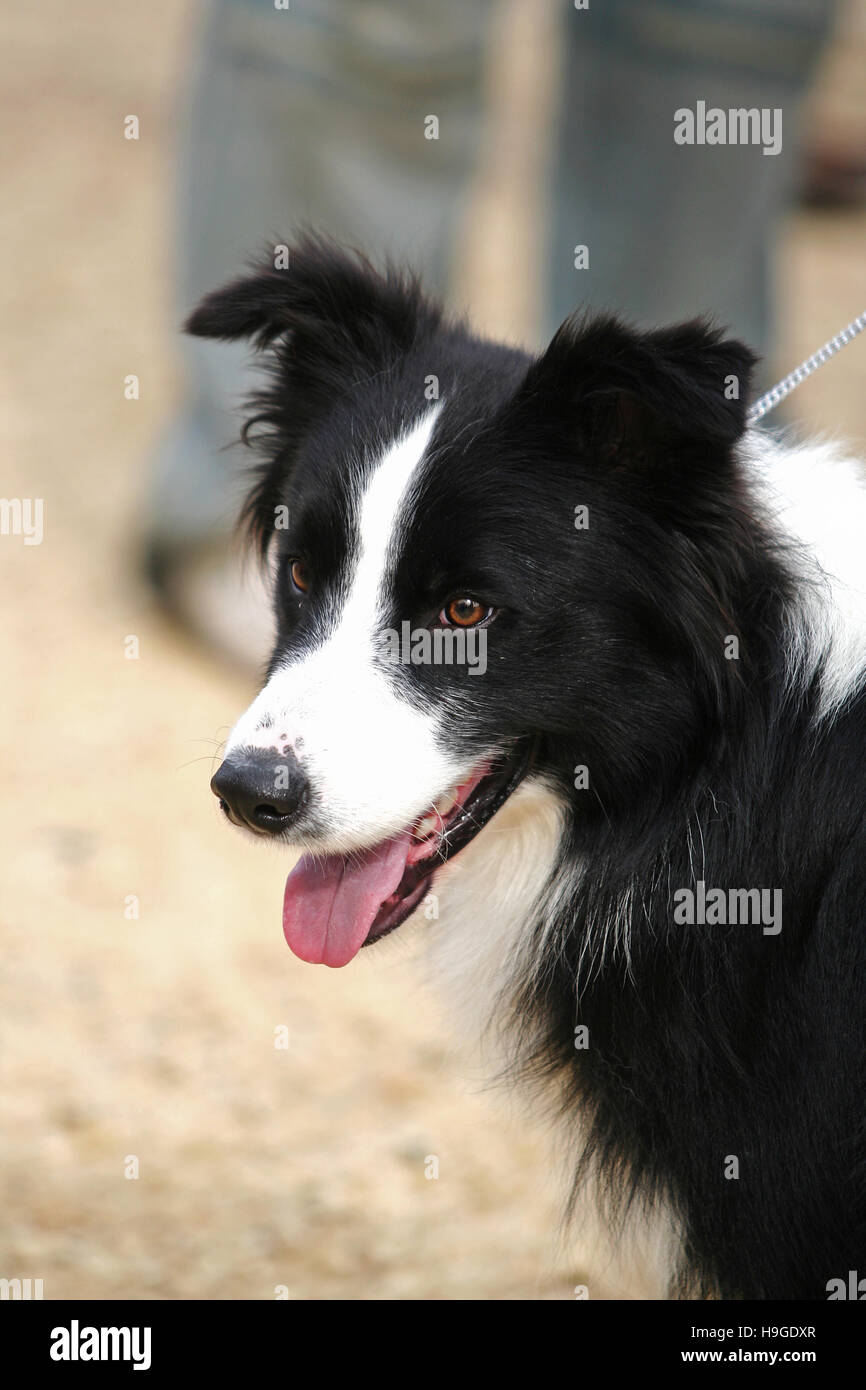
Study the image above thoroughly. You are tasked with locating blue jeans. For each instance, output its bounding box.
[150,0,835,549]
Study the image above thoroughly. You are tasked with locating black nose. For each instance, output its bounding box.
[211,748,308,835]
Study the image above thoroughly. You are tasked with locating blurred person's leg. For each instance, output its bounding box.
[148,0,491,664]
[546,0,838,362]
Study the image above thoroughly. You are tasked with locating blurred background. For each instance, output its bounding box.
[1,0,865,1299]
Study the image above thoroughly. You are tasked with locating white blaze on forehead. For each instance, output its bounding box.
[223,404,473,853]
[342,404,441,632]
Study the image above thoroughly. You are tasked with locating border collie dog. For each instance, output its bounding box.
[189,238,866,1300]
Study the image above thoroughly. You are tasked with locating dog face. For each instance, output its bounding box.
[190,237,753,966]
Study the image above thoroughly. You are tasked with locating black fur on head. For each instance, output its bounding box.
[186,234,443,557]
[186,236,768,811]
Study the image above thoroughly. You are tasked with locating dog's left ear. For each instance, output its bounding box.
[515,314,757,469]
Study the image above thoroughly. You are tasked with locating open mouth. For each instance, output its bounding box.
[282,741,534,968]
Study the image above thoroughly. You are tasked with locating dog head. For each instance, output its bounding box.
[189,235,755,966]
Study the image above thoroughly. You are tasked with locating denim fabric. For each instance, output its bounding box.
[151,0,835,544]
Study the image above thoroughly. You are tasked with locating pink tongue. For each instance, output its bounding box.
[282,831,413,968]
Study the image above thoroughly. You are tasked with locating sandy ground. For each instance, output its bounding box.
[1,1,865,1300]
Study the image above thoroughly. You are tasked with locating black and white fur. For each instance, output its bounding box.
[189,237,866,1300]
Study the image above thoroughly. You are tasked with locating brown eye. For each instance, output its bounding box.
[442,597,492,628]
[290,558,310,593]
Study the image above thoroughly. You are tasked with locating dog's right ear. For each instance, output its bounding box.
[185,237,441,558]
[185,234,439,361]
